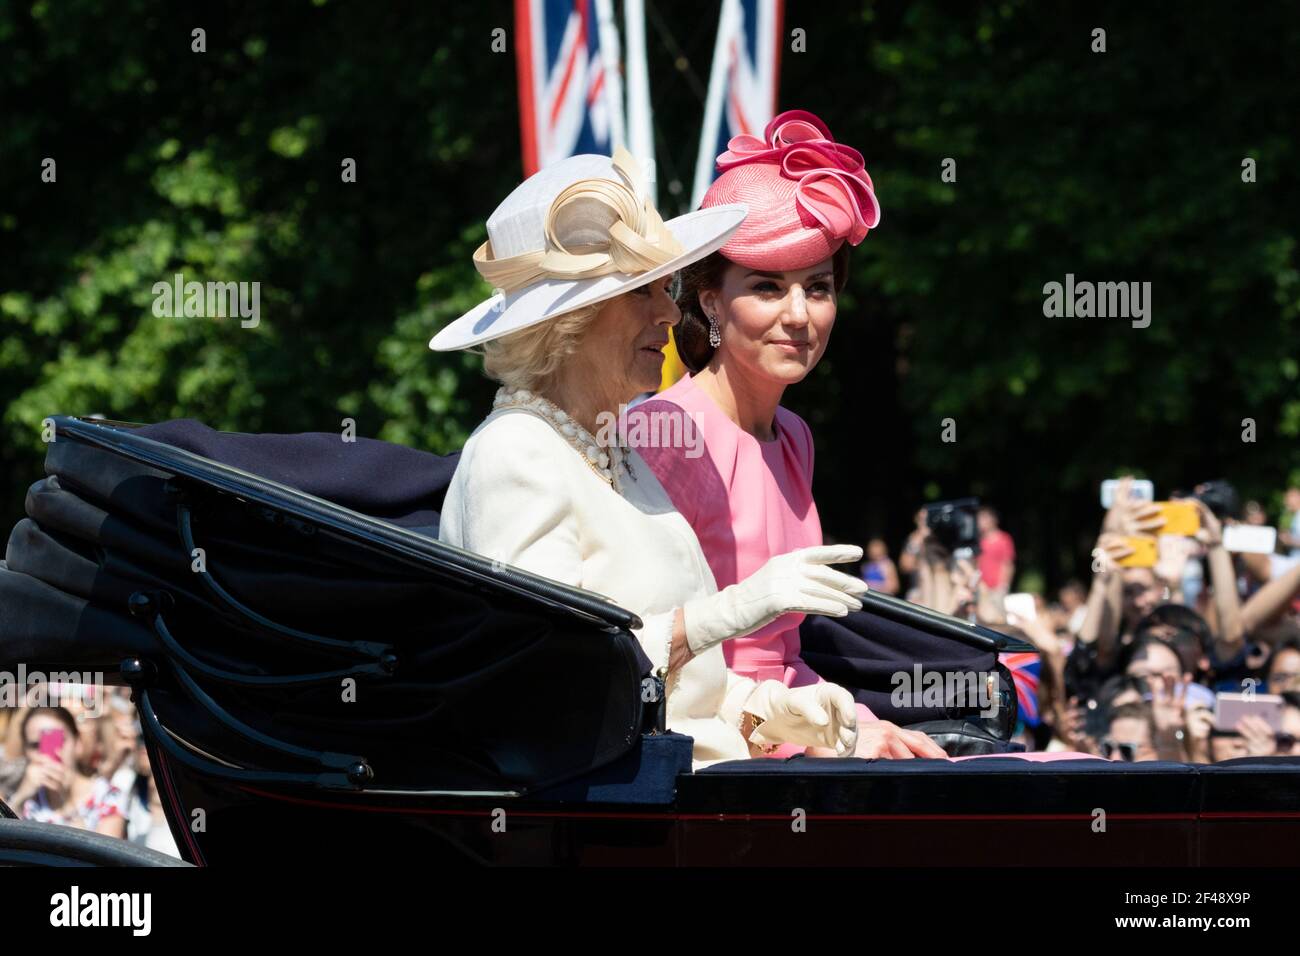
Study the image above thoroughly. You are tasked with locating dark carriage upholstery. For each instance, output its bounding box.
[800,612,1006,726]
[3,416,1021,802]
[1,419,649,794]
[9,419,1300,869]
[132,419,456,534]
[686,755,1201,816]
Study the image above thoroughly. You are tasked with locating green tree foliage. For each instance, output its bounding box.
[1,0,509,520]
[3,0,1298,586]
[768,1,1300,580]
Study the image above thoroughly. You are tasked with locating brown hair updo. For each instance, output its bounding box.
[673,243,852,373]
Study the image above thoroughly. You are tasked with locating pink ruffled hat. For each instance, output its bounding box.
[700,109,881,270]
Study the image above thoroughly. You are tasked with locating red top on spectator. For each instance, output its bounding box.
[980,528,1016,590]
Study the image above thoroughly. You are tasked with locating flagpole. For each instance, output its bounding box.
[691,0,739,209]
[594,0,627,151]
[623,0,655,204]
[769,0,785,115]
[514,0,540,176]
[625,0,677,388]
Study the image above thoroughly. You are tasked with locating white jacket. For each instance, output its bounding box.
[439,407,758,767]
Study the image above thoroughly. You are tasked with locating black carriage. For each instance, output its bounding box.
[1,417,1296,866]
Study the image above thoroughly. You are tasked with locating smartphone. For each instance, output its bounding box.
[1116,536,1158,568]
[1004,592,1038,622]
[1101,479,1154,509]
[1214,692,1284,732]
[1153,501,1200,536]
[1223,524,1277,555]
[1082,696,1108,740]
[38,728,66,763]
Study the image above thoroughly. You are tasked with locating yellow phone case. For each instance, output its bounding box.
[1116,536,1158,567]
[1154,501,1201,536]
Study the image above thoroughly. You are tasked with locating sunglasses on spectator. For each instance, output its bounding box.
[1099,738,1140,761]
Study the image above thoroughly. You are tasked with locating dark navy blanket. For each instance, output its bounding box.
[135,419,459,530]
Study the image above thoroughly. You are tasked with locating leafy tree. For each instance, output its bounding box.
[1,0,511,520]
[4,0,1298,589]
[767,0,1300,583]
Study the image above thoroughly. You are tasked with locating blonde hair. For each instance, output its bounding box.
[480,300,604,392]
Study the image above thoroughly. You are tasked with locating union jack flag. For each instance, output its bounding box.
[515,0,626,175]
[690,0,785,207]
[999,651,1042,727]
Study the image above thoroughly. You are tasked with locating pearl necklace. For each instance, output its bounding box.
[492,387,634,492]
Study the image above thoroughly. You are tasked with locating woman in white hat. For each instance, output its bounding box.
[431,149,869,768]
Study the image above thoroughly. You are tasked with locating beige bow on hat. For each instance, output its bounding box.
[430,151,746,352]
[472,147,685,294]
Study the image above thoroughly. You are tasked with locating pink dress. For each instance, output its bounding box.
[631,373,875,757]
[632,375,1098,765]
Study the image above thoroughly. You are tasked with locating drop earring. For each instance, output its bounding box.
[707,312,721,348]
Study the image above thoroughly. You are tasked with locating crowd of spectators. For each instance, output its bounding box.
[3,476,1297,852]
[880,479,1300,761]
[0,684,178,855]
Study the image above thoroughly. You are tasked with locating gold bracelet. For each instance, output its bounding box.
[741,712,778,754]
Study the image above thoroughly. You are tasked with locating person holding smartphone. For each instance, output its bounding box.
[1198,692,1300,762]
[6,707,126,838]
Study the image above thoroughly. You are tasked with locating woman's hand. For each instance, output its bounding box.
[1059,696,1099,755]
[1237,714,1278,757]
[1092,532,1135,575]
[743,681,859,755]
[915,548,976,619]
[1008,610,1064,661]
[1102,476,1163,536]
[1184,706,1214,763]
[1193,499,1224,549]
[853,720,948,759]
[1155,535,1198,590]
[9,753,69,808]
[682,545,867,654]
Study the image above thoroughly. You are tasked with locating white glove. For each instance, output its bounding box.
[744,681,859,755]
[681,544,867,654]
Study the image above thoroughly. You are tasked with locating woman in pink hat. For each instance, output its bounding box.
[432,147,871,768]
[630,110,945,759]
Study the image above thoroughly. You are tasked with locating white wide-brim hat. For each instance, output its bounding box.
[429,151,747,352]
